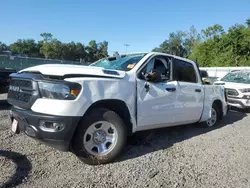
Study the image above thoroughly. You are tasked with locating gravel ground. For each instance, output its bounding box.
[1,93,250,188]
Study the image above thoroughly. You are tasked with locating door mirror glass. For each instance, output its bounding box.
[202,78,210,85]
[145,69,162,83]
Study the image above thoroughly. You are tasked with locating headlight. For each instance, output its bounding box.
[239,88,250,93]
[243,95,250,99]
[38,82,81,100]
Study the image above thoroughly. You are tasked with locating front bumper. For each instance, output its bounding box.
[227,97,250,109]
[10,106,80,151]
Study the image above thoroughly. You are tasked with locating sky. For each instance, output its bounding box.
[0,0,249,55]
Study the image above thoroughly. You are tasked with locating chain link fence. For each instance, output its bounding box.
[0,55,85,71]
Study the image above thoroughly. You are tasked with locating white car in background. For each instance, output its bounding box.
[214,70,250,110]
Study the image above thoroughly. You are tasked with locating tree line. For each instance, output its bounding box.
[0,33,108,63]
[0,18,250,66]
[153,18,250,67]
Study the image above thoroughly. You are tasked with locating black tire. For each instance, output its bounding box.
[71,108,127,165]
[200,103,220,127]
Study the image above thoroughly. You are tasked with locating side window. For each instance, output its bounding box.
[154,58,167,74]
[153,57,170,80]
[145,59,154,73]
[173,59,197,83]
[141,56,170,81]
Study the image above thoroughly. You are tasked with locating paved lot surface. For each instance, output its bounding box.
[1,93,250,188]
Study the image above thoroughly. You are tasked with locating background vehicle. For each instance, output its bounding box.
[199,67,250,80]
[7,52,227,165]
[214,70,250,110]
[0,67,16,94]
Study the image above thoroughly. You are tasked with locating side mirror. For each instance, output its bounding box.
[145,69,162,83]
[202,78,210,85]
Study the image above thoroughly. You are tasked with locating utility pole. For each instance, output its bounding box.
[124,44,130,54]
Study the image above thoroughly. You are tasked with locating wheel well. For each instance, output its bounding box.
[213,100,223,120]
[83,99,133,135]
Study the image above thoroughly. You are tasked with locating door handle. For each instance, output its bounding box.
[166,87,176,92]
[195,89,201,92]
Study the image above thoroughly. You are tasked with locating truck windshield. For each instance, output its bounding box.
[221,72,250,84]
[89,55,144,71]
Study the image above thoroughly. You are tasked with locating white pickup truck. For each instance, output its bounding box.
[214,70,250,110]
[7,52,227,165]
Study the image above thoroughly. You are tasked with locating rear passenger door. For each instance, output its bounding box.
[172,58,204,124]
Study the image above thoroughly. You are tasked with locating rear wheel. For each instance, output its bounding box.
[71,108,127,165]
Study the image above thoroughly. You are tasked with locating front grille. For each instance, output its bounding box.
[227,99,239,104]
[10,79,32,88]
[7,78,40,109]
[8,79,33,103]
[225,88,239,96]
[8,90,32,103]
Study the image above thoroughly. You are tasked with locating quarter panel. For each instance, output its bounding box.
[199,85,226,122]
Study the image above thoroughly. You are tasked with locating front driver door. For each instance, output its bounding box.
[136,55,179,128]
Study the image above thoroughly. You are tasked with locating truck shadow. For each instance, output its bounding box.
[120,110,247,162]
[0,99,10,110]
[0,150,32,188]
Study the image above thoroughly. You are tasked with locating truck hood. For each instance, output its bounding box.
[214,81,250,89]
[20,64,126,79]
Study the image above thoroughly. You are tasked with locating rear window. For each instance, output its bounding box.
[173,59,197,83]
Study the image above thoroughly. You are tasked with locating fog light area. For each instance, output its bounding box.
[25,126,36,137]
[39,121,64,132]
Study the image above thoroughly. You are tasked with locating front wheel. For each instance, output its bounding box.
[71,108,127,165]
